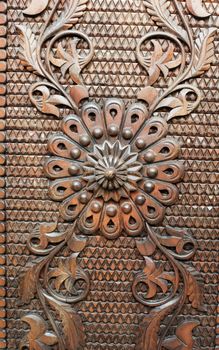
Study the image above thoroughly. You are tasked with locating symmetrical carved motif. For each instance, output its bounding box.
[16,0,216,349]
[44,100,184,238]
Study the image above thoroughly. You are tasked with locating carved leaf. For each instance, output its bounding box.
[19,258,45,304]
[70,84,89,106]
[30,85,71,117]
[44,0,89,39]
[156,86,201,121]
[143,0,189,43]
[67,232,87,253]
[163,320,199,349]
[137,298,178,350]
[21,314,58,350]
[37,221,58,249]
[23,0,49,16]
[186,0,211,18]
[137,86,158,106]
[45,294,85,349]
[31,221,66,250]
[136,237,156,257]
[157,226,196,259]
[17,25,42,75]
[186,267,204,310]
[142,257,174,298]
[48,255,78,294]
[145,41,181,85]
[191,28,216,78]
[50,41,83,84]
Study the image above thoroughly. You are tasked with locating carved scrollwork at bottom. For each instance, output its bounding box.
[133,224,203,349]
[19,221,89,350]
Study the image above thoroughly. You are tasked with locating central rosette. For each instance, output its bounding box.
[83,141,143,202]
[45,98,184,238]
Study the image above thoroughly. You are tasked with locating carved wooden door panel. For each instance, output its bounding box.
[2,0,218,349]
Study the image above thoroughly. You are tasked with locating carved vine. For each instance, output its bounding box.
[17,0,216,349]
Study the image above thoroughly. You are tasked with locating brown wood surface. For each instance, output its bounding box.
[1,0,219,349]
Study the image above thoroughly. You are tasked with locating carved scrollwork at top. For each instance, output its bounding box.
[16,0,217,349]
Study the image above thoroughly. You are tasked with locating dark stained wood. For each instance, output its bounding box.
[2,0,219,349]
[0,1,6,349]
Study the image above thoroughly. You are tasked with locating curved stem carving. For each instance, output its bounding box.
[17,0,93,117]
[19,220,89,350]
[136,0,216,121]
[133,224,202,350]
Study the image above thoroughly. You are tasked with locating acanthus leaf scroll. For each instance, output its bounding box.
[16,0,217,349]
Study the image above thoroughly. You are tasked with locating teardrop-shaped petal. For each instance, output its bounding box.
[139,138,180,164]
[61,115,93,150]
[143,161,184,183]
[122,102,149,142]
[44,157,83,179]
[49,178,85,201]
[104,98,125,141]
[81,102,106,143]
[60,192,92,221]
[48,135,86,161]
[139,180,179,206]
[120,199,144,236]
[101,202,122,239]
[78,199,103,234]
[132,117,168,151]
[131,191,165,225]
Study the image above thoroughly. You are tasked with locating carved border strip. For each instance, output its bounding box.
[0,1,6,349]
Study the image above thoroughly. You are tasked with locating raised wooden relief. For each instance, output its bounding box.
[5,0,218,349]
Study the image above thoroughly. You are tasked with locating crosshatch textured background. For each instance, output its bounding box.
[5,0,218,349]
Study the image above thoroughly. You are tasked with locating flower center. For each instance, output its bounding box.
[104,167,117,180]
[83,141,143,201]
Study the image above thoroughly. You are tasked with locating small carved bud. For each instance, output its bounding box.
[91,201,102,213]
[136,138,146,149]
[92,127,103,139]
[70,148,81,159]
[122,128,133,140]
[121,202,132,214]
[79,192,89,204]
[107,124,119,137]
[147,167,158,178]
[106,205,117,217]
[79,135,91,147]
[68,165,80,175]
[144,150,155,163]
[144,181,155,193]
[72,180,82,192]
[135,194,146,205]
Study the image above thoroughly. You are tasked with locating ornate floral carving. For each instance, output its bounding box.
[44,100,184,238]
[19,221,89,350]
[19,314,58,350]
[16,0,216,349]
[162,321,200,350]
